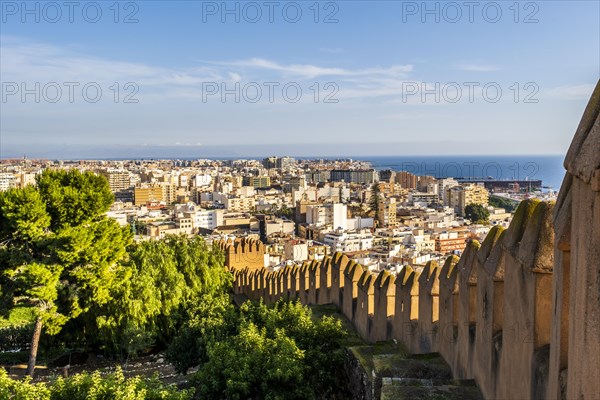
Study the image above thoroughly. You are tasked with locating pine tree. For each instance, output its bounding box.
[0,170,131,376]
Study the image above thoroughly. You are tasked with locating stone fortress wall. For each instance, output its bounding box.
[224,80,600,400]
[217,237,265,270]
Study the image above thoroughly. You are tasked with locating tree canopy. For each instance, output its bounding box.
[464,203,490,224]
[0,169,131,375]
[169,299,349,400]
[93,236,230,357]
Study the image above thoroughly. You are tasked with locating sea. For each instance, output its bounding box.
[352,155,565,192]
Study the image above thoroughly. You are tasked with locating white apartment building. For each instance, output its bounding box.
[404,229,436,252]
[332,203,347,230]
[193,209,224,230]
[175,203,225,231]
[0,173,17,191]
[193,174,212,187]
[323,230,374,253]
[409,192,440,207]
[265,218,295,237]
[284,240,309,262]
[306,203,347,229]
[346,216,375,230]
[438,178,459,203]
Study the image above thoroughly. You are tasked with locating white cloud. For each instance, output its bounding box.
[456,64,501,72]
[213,58,413,79]
[228,72,242,82]
[0,36,417,104]
[0,35,223,87]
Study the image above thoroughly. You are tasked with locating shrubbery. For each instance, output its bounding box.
[0,367,193,400]
[168,299,349,400]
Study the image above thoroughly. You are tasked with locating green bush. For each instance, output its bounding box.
[0,367,193,400]
[0,369,50,399]
[169,299,349,400]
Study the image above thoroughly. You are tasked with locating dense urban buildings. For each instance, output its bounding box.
[0,155,556,275]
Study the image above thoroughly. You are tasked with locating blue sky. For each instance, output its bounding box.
[1,0,598,158]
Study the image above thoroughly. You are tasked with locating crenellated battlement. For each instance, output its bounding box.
[229,80,600,400]
[217,237,265,270]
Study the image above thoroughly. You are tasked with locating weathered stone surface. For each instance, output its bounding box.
[502,199,540,255]
[564,80,600,186]
[372,270,396,343]
[455,240,480,379]
[393,266,419,351]
[438,255,460,374]
[418,261,441,353]
[356,271,376,341]
[566,176,600,400]
[343,261,365,322]
[517,202,555,273]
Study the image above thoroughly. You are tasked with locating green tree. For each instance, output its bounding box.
[0,186,50,244]
[0,187,61,376]
[368,183,381,222]
[0,170,131,376]
[36,169,114,230]
[94,239,184,357]
[183,299,348,400]
[195,322,308,400]
[464,203,490,223]
[166,292,237,374]
[95,235,230,357]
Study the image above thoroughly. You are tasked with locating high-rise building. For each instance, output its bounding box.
[304,170,330,184]
[330,169,376,184]
[377,197,397,227]
[438,178,459,203]
[263,156,278,169]
[277,156,296,169]
[134,186,165,205]
[379,169,395,183]
[333,203,347,230]
[446,184,489,216]
[417,175,437,192]
[243,176,271,188]
[101,170,131,192]
[395,171,417,189]
[262,156,296,169]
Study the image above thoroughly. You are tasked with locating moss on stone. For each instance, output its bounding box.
[503,199,541,251]
[443,255,460,279]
